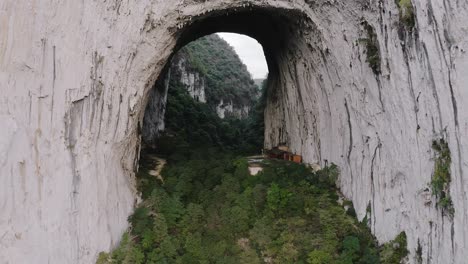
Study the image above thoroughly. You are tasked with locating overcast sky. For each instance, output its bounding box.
[217,33,268,79]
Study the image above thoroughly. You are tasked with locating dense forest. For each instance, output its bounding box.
[97,35,408,264]
[98,150,408,263]
[156,76,266,156]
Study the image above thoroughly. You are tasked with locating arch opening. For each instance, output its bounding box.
[139,6,314,154]
[141,31,268,154]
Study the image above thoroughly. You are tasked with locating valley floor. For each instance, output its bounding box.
[97,148,409,264]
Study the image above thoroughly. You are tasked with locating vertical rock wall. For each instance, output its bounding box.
[0,1,176,263]
[176,55,207,103]
[142,51,209,146]
[142,68,171,147]
[264,1,468,263]
[1,0,467,263]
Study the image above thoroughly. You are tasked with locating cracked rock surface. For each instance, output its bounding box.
[1,1,467,263]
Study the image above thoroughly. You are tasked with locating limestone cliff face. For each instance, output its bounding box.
[1,1,467,264]
[141,68,171,146]
[175,54,207,104]
[216,100,250,119]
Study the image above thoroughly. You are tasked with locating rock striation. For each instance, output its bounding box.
[0,1,467,263]
[176,54,207,104]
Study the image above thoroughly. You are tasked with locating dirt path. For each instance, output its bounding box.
[147,155,166,183]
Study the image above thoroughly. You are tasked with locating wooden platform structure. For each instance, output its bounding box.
[266,145,302,164]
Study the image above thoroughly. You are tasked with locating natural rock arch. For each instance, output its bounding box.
[140,5,309,146]
[1,1,467,264]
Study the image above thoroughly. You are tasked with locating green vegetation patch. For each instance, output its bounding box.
[431,138,454,217]
[397,0,415,28]
[380,232,409,264]
[360,21,381,74]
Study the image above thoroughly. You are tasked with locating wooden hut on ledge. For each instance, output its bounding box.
[266,147,285,159]
[266,145,302,164]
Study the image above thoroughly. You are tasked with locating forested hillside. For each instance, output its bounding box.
[142,34,262,146]
[157,77,266,155]
[182,34,259,108]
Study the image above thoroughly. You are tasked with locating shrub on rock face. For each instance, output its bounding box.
[398,0,415,28]
[430,138,454,217]
[316,163,340,187]
[380,232,409,264]
[359,21,381,74]
[95,252,110,264]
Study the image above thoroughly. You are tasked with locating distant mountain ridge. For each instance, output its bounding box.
[182,34,259,110]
